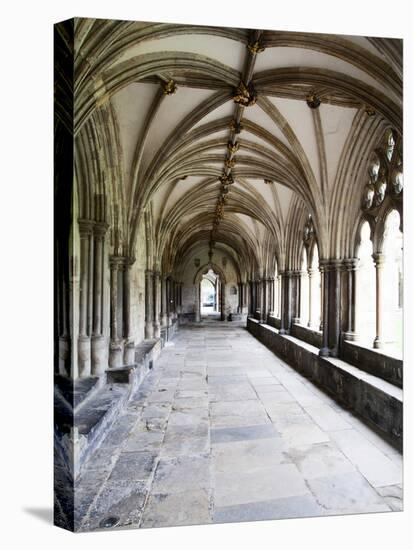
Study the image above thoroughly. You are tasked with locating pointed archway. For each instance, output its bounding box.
[193,263,228,321]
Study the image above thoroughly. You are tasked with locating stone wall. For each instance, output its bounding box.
[341,340,403,388]
[291,323,323,349]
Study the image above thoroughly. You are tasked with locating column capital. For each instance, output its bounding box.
[320,258,346,271]
[124,257,135,269]
[109,255,126,270]
[372,253,386,267]
[343,258,359,271]
[78,218,94,237]
[93,221,109,239]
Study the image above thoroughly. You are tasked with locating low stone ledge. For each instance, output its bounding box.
[106,365,136,384]
[291,323,323,348]
[342,340,402,389]
[267,315,281,330]
[247,317,402,448]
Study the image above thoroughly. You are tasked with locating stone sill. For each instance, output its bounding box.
[343,337,402,361]
[267,315,281,329]
[291,322,322,349]
[342,339,402,389]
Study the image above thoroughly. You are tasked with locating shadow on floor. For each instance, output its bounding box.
[23,507,53,525]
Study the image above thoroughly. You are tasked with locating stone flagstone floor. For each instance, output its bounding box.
[75,321,403,531]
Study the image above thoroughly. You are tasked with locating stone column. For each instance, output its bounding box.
[268,277,274,316]
[58,267,71,376]
[145,269,154,339]
[220,283,226,320]
[342,259,358,342]
[319,266,324,332]
[91,222,108,375]
[328,260,344,357]
[153,271,161,338]
[277,274,282,318]
[292,271,301,324]
[109,256,123,367]
[373,253,385,349]
[279,271,291,334]
[319,263,330,357]
[166,278,172,326]
[259,278,267,322]
[77,220,93,377]
[161,275,167,327]
[255,280,261,319]
[122,260,135,365]
[195,282,201,322]
[171,279,177,320]
[248,281,254,316]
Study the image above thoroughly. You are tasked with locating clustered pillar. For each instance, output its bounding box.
[343,259,358,341]
[220,282,226,321]
[153,271,161,338]
[268,277,275,316]
[145,270,154,339]
[76,219,109,377]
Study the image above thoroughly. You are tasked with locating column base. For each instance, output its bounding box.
[78,335,91,377]
[319,347,330,357]
[124,341,135,366]
[373,338,385,349]
[279,328,288,335]
[343,331,359,342]
[145,324,154,339]
[91,335,107,375]
[153,322,161,338]
[109,340,123,368]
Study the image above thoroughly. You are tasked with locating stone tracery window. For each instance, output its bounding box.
[362,129,403,212]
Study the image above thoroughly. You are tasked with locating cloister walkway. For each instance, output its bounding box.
[76,322,402,531]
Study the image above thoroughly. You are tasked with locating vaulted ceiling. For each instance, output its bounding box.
[72,19,402,277]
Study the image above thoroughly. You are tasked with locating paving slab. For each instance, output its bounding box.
[73,321,402,530]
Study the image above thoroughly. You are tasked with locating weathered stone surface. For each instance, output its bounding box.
[81,480,148,531]
[214,494,324,523]
[72,322,402,531]
[141,489,212,528]
[108,452,157,482]
[305,471,391,514]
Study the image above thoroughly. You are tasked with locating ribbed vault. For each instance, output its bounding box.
[71,17,402,282]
